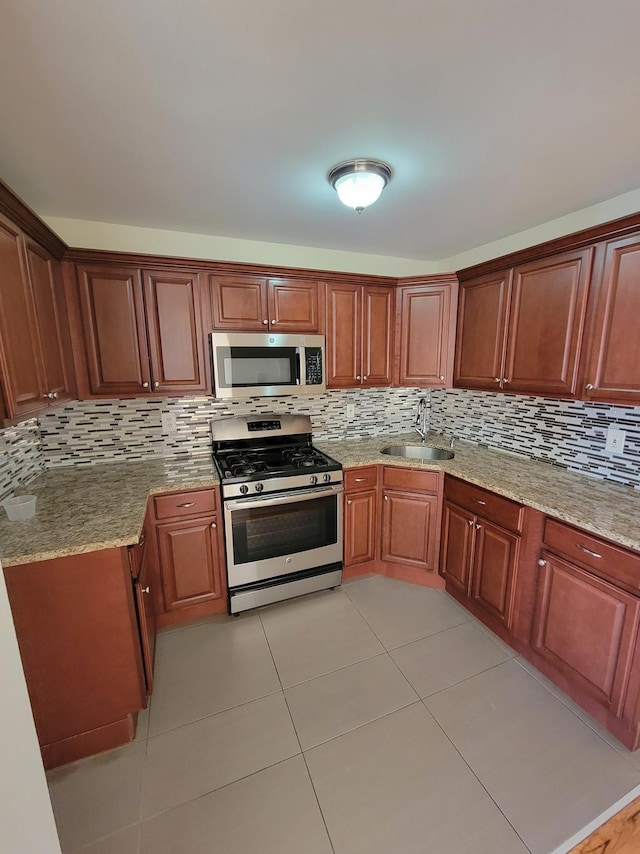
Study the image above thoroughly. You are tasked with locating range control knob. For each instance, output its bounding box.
[323,473,331,483]
[309,475,318,485]
[255,482,264,493]
[239,484,249,495]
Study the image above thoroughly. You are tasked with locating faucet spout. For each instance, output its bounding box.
[414,397,428,441]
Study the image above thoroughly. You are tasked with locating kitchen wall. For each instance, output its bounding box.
[429,389,640,489]
[0,420,44,502]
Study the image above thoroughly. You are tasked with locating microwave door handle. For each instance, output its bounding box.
[226,484,343,510]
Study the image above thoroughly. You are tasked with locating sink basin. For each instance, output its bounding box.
[381,445,454,461]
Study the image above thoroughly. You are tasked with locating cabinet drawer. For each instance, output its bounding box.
[544,518,640,594]
[382,466,440,493]
[345,466,379,492]
[154,489,217,520]
[445,477,523,532]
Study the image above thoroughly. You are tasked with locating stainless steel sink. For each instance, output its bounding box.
[381,445,454,461]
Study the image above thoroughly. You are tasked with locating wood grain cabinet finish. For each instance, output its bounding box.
[76,264,208,396]
[0,214,71,419]
[326,282,393,388]
[3,548,147,769]
[210,274,319,331]
[130,517,157,697]
[440,478,523,630]
[455,247,593,397]
[151,488,227,624]
[344,467,379,568]
[380,467,441,574]
[582,234,640,404]
[397,280,457,387]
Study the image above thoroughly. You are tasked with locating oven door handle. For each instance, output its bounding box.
[225,484,343,510]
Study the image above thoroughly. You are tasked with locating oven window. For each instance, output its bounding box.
[231,494,337,564]
[217,346,299,388]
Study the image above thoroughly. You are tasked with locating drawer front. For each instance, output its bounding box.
[544,518,640,593]
[154,488,217,520]
[345,466,379,492]
[445,477,523,532]
[382,466,440,493]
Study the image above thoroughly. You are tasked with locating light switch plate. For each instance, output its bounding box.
[605,427,626,454]
[161,412,178,434]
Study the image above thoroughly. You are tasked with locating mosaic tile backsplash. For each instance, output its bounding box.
[2,387,640,499]
[429,389,640,489]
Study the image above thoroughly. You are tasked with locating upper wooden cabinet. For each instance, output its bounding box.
[455,248,593,397]
[396,279,457,387]
[75,264,208,397]
[326,282,393,388]
[210,274,319,332]
[582,234,640,405]
[0,212,72,420]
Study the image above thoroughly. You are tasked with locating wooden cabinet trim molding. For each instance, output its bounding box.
[0,178,66,258]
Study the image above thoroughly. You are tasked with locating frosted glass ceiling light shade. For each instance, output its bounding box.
[328,159,393,213]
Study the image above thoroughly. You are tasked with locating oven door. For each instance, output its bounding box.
[224,485,343,588]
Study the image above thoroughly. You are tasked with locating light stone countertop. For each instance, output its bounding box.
[2,433,640,567]
[316,432,640,553]
[0,456,219,567]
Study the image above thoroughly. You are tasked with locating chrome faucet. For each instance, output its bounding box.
[415,397,428,441]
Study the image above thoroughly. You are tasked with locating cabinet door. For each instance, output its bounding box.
[143,270,208,393]
[398,283,455,387]
[381,489,438,572]
[210,275,268,329]
[362,286,393,386]
[326,282,360,387]
[471,519,519,627]
[531,553,640,717]
[440,501,475,594]
[157,515,225,611]
[77,265,151,395]
[134,540,157,696]
[454,271,510,390]
[0,213,46,417]
[583,235,640,404]
[268,278,319,331]
[344,489,377,566]
[23,237,71,403]
[505,248,593,396]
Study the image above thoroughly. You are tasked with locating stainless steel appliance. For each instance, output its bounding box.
[210,332,325,398]
[211,414,343,613]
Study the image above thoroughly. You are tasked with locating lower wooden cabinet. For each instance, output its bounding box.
[440,477,523,633]
[151,487,228,626]
[344,466,379,570]
[381,488,440,572]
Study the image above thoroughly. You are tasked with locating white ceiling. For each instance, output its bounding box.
[2,0,640,264]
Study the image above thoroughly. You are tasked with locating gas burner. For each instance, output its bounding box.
[231,462,268,476]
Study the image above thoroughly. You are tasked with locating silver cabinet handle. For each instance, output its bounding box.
[211,522,217,529]
[51,391,58,399]
[475,523,482,530]
[354,477,368,482]
[154,381,159,388]
[363,375,368,380]
[472,498,487,506]
[538,559,547,566]
[178,501,196,508]
[347,499,352,505]
[439,375,445,381]
[356,375,361,381]
[467,519,474,526]
[494,377,501,383]
[502,377,510,384]
[142,586,150,594]
[577,544,602,559]
[585,383,594,391]
[42,394,50,399]
[384,495,388,501]
[262,319,269,325]
[142,381,149,388]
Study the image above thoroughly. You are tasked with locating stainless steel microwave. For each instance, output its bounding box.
[210,332,326,398]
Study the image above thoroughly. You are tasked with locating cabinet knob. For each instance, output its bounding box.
[475,523,482,530]
[384,495,388,501]
[439,375,445,382]
[154,381,159,388]
[142,586,150,594]
[538,559,547,567]
[347,499,352,505]
[51,391,58,399]
[494,377,501,383]
[262,319,269,325]
[142,382,149,388]
[363,375,368,381]
[211,522,217,529]
[502,377,510,384]
[467,519,474,526]
[356,375,361,381]
[42,394,50,399]
[585,383,594,391]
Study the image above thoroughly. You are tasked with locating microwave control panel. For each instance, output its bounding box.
[305,348,323,385]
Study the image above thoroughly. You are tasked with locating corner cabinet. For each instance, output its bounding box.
[326,282,393,388]
[396,278,458,388]
[0,213,72,420]
[209,274,319,332]
[150,487,228,627]
[454,247,593,398]
[344,466,379,572]
[74,264,209,397]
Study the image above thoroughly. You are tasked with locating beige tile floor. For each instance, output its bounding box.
[47,575,640,854]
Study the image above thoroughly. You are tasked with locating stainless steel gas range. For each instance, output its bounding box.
[211,414,343,614]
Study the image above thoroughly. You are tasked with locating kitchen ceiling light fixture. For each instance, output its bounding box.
[328,159,393,213]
